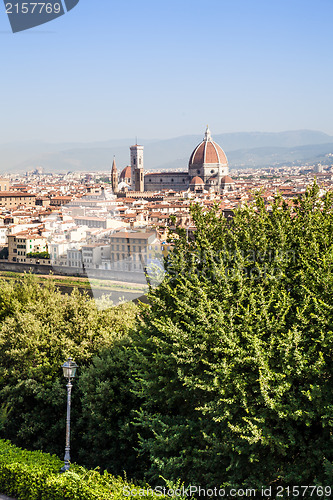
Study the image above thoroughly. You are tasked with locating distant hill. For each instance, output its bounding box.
[227,142,333,169]
[1,130,333,174]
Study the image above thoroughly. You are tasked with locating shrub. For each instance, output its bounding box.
[26,251,50,259]
[0,439,159,500]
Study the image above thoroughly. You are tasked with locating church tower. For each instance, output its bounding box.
[111,156,118,193]
[130,144,144,192]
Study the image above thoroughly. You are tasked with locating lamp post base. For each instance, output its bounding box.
[60,463,70,473]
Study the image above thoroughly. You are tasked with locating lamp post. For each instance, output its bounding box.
[60,356,78,473]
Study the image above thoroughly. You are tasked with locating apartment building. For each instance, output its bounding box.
[105,231,160,272]
[49,241,71,266]
[8,232,48,263]
[0,193,36,209]
[67,248,84,269]
[81,244,103,268]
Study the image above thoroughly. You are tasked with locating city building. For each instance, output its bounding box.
[8,232,48,263]
[103,231,159,272]
[0,192,36,209]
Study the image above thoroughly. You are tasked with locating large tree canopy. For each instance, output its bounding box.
[134,183,333,488]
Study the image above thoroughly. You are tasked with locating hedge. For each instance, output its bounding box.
[0,440,162,500]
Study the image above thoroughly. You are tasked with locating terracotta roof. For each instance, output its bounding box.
[190,176,204,185]
[120,166,131,180]
[189,130,228,167]
[220,175,234,184]
[0,192,35,198]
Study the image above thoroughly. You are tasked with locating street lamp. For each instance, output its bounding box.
[60,356,78,473]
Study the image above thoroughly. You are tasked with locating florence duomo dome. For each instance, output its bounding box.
[188,126,229,192]
[118,127,233,194]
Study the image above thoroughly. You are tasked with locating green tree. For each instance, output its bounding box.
[77,342,147,478]
[133,183,333,488]
[0,274,137,458]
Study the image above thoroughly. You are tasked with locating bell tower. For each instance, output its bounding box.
[130,144,144,192]
[111,156,118,193]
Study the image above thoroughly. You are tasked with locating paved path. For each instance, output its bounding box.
[0,494,17,500]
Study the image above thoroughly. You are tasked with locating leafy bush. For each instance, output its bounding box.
[26,251,50,259]
[0,439,159,500]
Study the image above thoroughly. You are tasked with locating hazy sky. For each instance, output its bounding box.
[1,0,333,143]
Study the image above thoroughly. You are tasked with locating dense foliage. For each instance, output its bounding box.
[1,183,333,490]
[76,343,145,477]
[133,183,333,487]
[0,275,137,462]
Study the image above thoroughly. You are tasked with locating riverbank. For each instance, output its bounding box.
[0,271,149,304]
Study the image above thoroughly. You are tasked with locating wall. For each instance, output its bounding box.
[144,172,189,192]
[0,261,148,284]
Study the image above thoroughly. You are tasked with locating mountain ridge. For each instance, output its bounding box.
[1,130,333,174]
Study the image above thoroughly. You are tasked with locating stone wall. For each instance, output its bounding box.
[144,172,189,192]
[0,261,148,284]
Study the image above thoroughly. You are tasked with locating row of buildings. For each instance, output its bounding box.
[0,128,333,282]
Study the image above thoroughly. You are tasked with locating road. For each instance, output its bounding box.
[0,495,16,500]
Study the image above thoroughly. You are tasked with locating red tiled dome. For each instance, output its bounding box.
[120,166,131,180]
[220,175,234,184]
[190,176,204,185]
[189,127,228,167]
